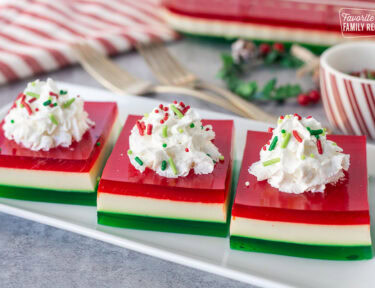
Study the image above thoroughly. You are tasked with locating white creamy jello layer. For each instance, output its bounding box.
[98,193,229,222]
[0,118,120,192]
[230,217,372,246]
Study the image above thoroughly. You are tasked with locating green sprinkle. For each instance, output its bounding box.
[310,129,323,135]
[310,153,315,158]
[285,115,290,119]
[96,142,101,146]
[281,133,291,148]
[281,129,286,134]
[268,136,278,151]
[190,123,195,128]
[25,91,40,98]
[50,114,58,125]
[59,90,68,95]
[301,155,306,160]
[53,103,57,107]
[144,113,149,118]
[219,155,225,161]
[278,119,282,124]
[62,98,75,108]
[127,149,133,155]
[315,134,320,140]
[162,143,167,148]
[135,156,143,166]
[178,128,184,133]
[170,104,184,119]
[162,125,168,138]
[201,125,203,129]
[161,160,167,171]
[168,157,177,175]
[31,81,36,87]
[10,119,14,124]
[262,158,281,166]
[43,100,51,106]
[332,142,337,146]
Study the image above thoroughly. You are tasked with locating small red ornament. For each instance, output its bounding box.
[297,93,310,106]
[308,90,321,103]
[273,43,285,53]
[259,43,271,55]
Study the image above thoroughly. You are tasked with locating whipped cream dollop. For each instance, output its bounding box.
[249,114,350,194]
[128,102,222,178]
[3,78,94,151]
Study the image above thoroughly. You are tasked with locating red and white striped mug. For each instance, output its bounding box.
[320,42,375,139]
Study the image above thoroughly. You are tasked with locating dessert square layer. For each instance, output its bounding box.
[230,131,372,260]
[97,115,234,236]
[0,102,119,205]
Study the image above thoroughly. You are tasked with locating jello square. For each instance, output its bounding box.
[97,115,234,237]
[0,102,119,205]
[230,130,372,260]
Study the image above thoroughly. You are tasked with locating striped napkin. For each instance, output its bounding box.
[0,0,177,85]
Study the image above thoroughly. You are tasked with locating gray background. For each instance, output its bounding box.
[0,39,327,288]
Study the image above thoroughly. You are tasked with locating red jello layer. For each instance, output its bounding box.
[98,115,233,203]
[0,102,118,172]
[232,131,370,225]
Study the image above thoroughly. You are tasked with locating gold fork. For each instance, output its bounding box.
[71,43,248,117]
[136,42,277,123]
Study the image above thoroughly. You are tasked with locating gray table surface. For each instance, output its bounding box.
[0,39,327,288]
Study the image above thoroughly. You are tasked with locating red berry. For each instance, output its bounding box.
[297,93,310,106]
[308,90,320,103]
[273,43,284,52]
[259,43,271,55]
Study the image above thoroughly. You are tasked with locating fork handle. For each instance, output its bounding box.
[197,81,277,124]
[150,85,249,118]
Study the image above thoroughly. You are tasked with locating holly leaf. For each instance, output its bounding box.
[235,81,258,99]
[262,78,277,97]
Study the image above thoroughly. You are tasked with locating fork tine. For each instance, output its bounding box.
[137,42,195,86]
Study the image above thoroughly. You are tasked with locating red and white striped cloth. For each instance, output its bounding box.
[0,0,177,85]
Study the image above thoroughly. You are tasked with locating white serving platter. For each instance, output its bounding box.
[0,82,374,288]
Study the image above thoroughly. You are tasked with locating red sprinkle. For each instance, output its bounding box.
[205,128,210,131]
[293,130,303,143]
[280,115,284,119]
[140,121,146,130]
[160,119,164,124]
[294,113,302,120]
[164,115,168,121]
[267,141,270,145]
[28,97,37,103]
[268,127,274,133]
[185,148,189,152]
[49,91,59,98]
[179,102,185,108]
[136,121,144,136]
[23,102,32,115]
[262,146,266,151]
[49,103,54,108]
[317,139,323,154]
[146,124,153,135]
[155,109,159,113]
[307,116,312,119]
[182,105,190,114]
[159,104,163,109]
[173,100,177,104]
[35,108,39,112]
[163,107,169,111]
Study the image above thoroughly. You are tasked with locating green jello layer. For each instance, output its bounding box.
[230,236,373,261]
[97,212,229,237]
[0,185,96,206]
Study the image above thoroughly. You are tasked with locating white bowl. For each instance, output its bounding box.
[320,41,375,139]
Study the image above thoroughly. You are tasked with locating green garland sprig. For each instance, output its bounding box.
[218,45,304,102]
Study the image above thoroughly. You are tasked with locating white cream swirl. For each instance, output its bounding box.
[2,78,94,151]
[128,102,222,178]
[249,114,350,194]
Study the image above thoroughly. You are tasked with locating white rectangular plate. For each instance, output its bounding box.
[0,83,374,288]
